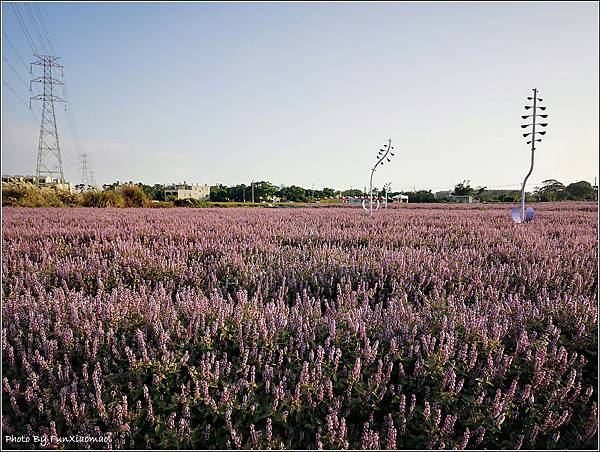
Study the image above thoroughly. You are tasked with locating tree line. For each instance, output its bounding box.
[4,178,596,208]
[98,181,364,203]
[100,179,597,203]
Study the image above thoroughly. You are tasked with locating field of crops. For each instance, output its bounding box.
[2,204,598,450]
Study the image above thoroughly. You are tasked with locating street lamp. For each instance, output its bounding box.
[512,88,549,224]
[363,139,395,216]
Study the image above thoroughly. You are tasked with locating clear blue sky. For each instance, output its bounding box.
[2,1,598,191]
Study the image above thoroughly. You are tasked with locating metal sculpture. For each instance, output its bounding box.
[363,139,395,216]
[513,88,548,223]
[383,182,392,208]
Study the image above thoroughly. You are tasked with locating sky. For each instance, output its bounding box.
[1,1,598,192]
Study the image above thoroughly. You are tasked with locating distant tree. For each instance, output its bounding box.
[408,190,436,203]
[501,192,520,202]
[534,179,565,201]
[81,189,123,207]
[453,180,475,196]
[210,184,229,202]
[152,184,166,201]
[253,181,278,202]
[103,182,120,191]
[227,184,248,202]
[342,189,364,197]
[121,185,150,207]
[564,181,595,201]
[278,185,307,202]
[321,187,336,198]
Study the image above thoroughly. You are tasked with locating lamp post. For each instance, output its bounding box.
[362,139,395,216]
[512,88,548,223]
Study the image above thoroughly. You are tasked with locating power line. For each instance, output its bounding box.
[10,3,37,54]
[3,33,29,71]
[4,80,78,177]
[30,3,84,178]
[23,3,49,55]
[3,81,39,124]
[33,3,57,56]
[3,58,30,90]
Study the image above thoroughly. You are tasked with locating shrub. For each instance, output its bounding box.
[57,190,82,207]
[173,198,211,208]
[121,185,150,207]
[81,189,124,207]
[1,185,28,206]
[149,200,175,208]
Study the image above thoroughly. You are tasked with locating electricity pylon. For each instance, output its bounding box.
[30,54,66,183]
[79,153,96,188]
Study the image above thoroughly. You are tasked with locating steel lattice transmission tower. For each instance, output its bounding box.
[30,54,66,183]
[79,153,96,188]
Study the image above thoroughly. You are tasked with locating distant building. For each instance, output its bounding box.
[448,194,475,203]
[164,182,210,201]
[391,194,409,203]
[2,174,73,193]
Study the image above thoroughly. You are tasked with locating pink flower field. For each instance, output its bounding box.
[1,203,598,449]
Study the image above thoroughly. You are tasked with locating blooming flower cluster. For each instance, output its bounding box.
[1,203,597,449]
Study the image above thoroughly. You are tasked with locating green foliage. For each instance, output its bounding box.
[253,181,279,202]
[226,184,249,202]
[57,190,82,207]
[342,189,364,197]
[81,189,124,207]
[277,185,307,202]
[1,185,28,206]
[149,201,174,208]
[138,183,166,201]
[454,180,475,196]
[1,184,80,207]
[535,179,566,201]
[173,198,211,208]
[564,181,595,201]
[532,179,595,202]
[406,190,437,203]
[121,185,150,207]
[210,184,229,202]
[321,187,337,198]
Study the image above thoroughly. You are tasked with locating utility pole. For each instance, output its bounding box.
[30,54,66,183]
[251,180,255,203]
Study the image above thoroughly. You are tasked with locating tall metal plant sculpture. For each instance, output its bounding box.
[512,88,548,223]
[363,139,395,216]
[383,182,392,208]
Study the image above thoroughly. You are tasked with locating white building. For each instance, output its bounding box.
[2,174,73,193]
[448,194,475,203]
[392,194,409,203]
[164,183,210,201]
